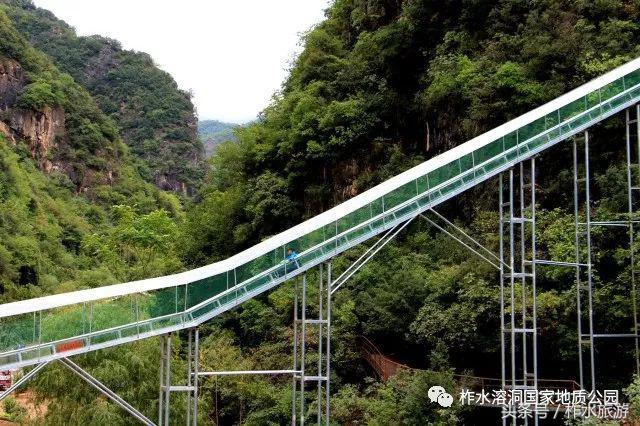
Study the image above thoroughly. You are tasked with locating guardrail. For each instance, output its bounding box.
[2,59,640,370]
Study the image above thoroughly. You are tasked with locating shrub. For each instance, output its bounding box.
[17,79,65,110]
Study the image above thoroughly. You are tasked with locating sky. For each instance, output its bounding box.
[32,0,331,124]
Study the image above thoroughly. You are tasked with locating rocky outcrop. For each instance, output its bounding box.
[155,173,189,196]
[7,107,65,171]
[0,58,25,109]
[0,57,65,172]
[0,121,15,144]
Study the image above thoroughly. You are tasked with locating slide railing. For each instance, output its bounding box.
[2,58,640,370]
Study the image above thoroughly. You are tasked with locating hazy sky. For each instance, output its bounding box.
[32,0,331,123]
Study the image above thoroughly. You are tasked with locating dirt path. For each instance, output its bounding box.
[0,390,48,424]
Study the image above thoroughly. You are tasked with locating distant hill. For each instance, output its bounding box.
[198,120,237,157]
[2,0,205,194]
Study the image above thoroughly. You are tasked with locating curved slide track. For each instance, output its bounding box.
[2,58,640,371]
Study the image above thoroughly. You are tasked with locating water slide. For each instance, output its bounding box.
[2,57,640,371]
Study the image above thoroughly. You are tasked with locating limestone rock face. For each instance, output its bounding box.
[0,57,66,172]
[8,106,66,171]
[0,121,15,144]
[0,58,25,109]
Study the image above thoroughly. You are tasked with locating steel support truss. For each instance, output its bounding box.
[415,166,542,423]
[16,113,640,423]
[571,106,640,393]
[292,264,331,425]
[499,159,539,425]
[0,361,48,403]
[188,265,332,426]
[1,358,155,425]
[149,106,640,424]
[195,219,415,425]
[0,203,519,426]
[158,328,199,426]
[420,209,504,271]
[61,358,156,425]
[571,111,640,391]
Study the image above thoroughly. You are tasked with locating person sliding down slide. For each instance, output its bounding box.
[286,248,299,271]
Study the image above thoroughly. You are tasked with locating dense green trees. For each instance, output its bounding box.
[0,7,126,190]
[0,8,188,423]
[175,0,640,423]
[4,0,640,424]
[183,0,640,260]
[0,131,183,302]
[1,0,205,193]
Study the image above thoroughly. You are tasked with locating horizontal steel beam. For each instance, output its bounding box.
[527,259,588,267]
[198,370,300,377]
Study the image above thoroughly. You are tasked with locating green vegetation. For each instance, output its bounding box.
[1,0,204,193]
[0,395,27,422]
[198,119,238,157]
[16,78,64,109]
[177,0,640,424]
[0,7,124,190]
[1,0,640,424]
[182,0,640,261]
[0,130,181,302]
[0,6,187,414]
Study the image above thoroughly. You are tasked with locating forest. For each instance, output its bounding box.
[2,0,640,424]
[198,120,238,157]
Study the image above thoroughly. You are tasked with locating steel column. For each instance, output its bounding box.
[158,333,171,426]
[585,131,596,390]
[186,330,192,425]
[325,262,331,425]
[292,277,299,425]
[317,264,323,425]
[531,159,539,401]
[626,106,640,375]
[509,169,516,399]
[293,265,331,425]
[158,329,199,426]
[186,328,199,425]
[573,138,585,389]
[300,274,306,425]
[575,131,596,391]
[499,159,538,424]
[499,174,506,426]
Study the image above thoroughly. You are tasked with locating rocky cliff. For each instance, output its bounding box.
[2,1,205,194]
[6,106,65,171]
[0,57,24,109]
[0,57,65,173]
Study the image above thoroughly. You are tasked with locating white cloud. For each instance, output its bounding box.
[32,0,330,123]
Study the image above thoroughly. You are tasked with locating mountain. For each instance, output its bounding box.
[0,0,205,194]
[0,4,190,422]
[3,0,640,424]
[180,1,640,424]
[198,119,237,157]
[0,5,182,301]
[185,0,640,256]
[0,7,123,195]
